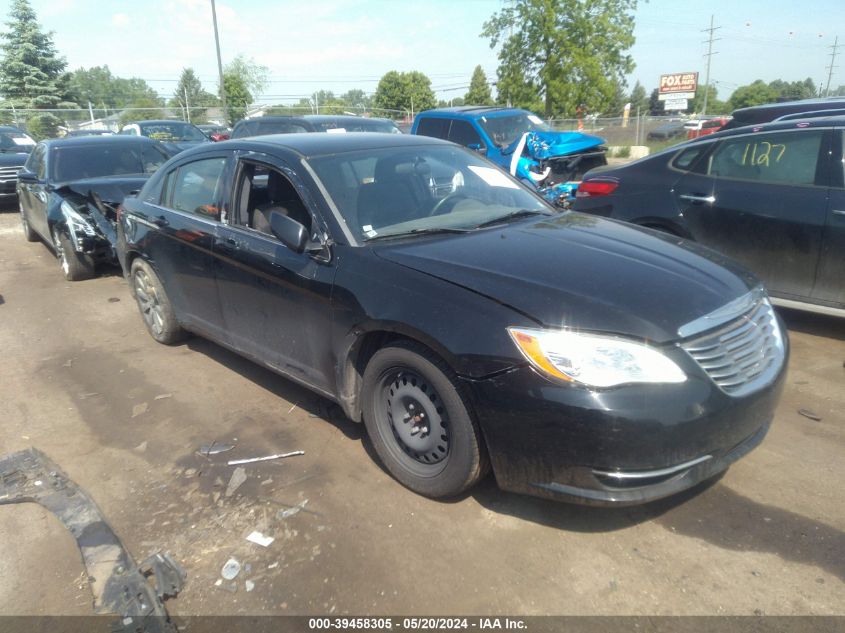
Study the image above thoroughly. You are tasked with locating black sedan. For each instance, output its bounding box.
[116,133,787,505]
[574,116,845,318]
[0,126,36,205]
[17,136,172,280]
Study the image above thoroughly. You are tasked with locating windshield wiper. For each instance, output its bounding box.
[473,209,551,230]
[364,227,472,242]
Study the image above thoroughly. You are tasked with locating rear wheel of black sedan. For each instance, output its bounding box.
[53,229,95,281]
[130,259,186,345]
[20,204,38,242]
[362,342,488,498]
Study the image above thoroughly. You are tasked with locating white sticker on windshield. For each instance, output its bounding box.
[326,128,347,134]
[527,114,544,125]
[12,137,34,145]
[468,166,519,189]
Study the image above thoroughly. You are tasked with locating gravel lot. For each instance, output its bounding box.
[0,209,843,618]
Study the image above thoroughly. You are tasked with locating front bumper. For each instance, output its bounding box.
[465,352,786,506]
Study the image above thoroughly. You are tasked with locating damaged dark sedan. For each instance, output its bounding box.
[117,133,787,505]
[18,135,172,280]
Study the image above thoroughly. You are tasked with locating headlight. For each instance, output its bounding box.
[508,327,687,388]
[61,200,95,236]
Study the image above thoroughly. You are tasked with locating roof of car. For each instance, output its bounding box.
[129,120,196,126]
[734,97,845,114]
[0,125,27,133]
[301,114,396,124]
[39,135,165,148]
[222,131,450,158]
[687,114,845,143]
[417,106,528,119]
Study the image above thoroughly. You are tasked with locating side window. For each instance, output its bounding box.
[169,157,227,219]
[233,161,312,238]
[415,117,450,139]
[671,143,712,172]
[707,130,824,186]
[25,144,46,178]
[448,120,484,148]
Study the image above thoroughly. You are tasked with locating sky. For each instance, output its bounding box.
[14,0,845,107]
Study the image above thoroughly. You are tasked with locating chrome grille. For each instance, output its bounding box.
[680,295,784,397]
[0,165,21,181]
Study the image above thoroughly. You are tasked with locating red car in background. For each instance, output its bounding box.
[685,117,729,139]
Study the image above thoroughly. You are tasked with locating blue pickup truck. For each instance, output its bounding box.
[411,106,607,206]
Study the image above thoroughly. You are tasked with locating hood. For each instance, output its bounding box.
[54,175,150,204]
[0,151,30,166]
[373,213,759,344]
[502,131,605,159]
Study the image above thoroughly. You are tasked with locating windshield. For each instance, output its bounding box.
[138,122,206,142]
[477,112,551,148]
[0,130,36,152]
[307,145,550,243]
[51,144,171,182]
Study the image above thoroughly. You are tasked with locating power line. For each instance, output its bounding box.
[701,14,721,116]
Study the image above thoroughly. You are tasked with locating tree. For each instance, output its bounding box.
[372,70,436,115]
[628,81,648,114]
[832,85,845,97]
[648,88,664,115]
[690,84,724,114]
[727,80,778,111]
[223,55,268,100]
[768,78,816,101]
[222,72,251,125]
[0,0,75,109]
[482,0,638,117]
[606,79,628,116]
[339,88,372,111]
[464,65,493,105]
[170,68,217,123]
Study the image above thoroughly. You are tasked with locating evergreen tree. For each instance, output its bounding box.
[0,0,74,109]
[170,68,217,123]
[464,65,493,105]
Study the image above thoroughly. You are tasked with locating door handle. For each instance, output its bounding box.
[832,209,845,216]
[152,215,169,227]
[679,194,716,204]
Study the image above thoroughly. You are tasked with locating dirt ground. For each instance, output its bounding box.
[0,209,843,618]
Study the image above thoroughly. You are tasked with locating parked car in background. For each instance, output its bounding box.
[230,114,400,139]
[119,119,210,153]
[721,97,845,130]
[18,136,172,280]
[684,117,729,139]
[412,106,607,206]
[646,120,686,141]
[116,133,786,505]
[64,129,114,137]
[197,124,231,142]
[574,116,845,317]
[0,126,36,206]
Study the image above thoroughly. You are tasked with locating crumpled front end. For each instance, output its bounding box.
[506,131,607,207]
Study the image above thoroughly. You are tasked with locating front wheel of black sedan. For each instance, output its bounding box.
[130,259,186,345]
[53,229,94,281]
[362,342,488,498]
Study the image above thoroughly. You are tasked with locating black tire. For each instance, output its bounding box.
[130,258,186,345]
[361,341,488,498]
[54,230,95,281]
[20,204,38,242]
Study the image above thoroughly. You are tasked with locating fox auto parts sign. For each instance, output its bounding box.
[658,72,698,101]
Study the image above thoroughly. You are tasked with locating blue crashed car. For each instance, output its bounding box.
[412,107,607,206]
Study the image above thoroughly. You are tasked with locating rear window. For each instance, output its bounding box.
[0,130,35,151]
[415,117,450,139]
[671,144,711,171]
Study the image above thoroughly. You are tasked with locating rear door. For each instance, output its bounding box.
[140,153,231,337]
[673,127,830,300]
[812,127,845,308]
[213,152,337,393]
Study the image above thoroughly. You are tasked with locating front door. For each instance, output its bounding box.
[213,153,337,393]
[19,143,50,238]
[674,127,830,301]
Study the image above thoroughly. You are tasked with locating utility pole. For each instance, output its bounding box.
[88,101,95,124]
[701,14,721,116]
[210,0,228,123]
[825,35,842,97]
[184,87,191,122]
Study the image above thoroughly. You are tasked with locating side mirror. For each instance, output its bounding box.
[468,143,487,155]
[17,169,38,184]
[269,211,307,253]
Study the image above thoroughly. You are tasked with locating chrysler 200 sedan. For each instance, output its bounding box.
[116,133,787,505]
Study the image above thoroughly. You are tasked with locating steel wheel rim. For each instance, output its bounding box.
[133,269,165,335]
[377,368,450,477]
